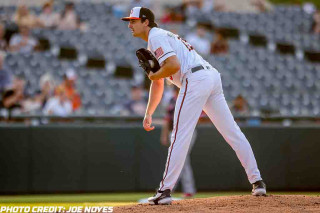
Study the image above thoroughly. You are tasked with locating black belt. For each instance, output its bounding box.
[191,65,211,73]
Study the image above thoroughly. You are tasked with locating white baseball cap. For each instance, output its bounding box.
[121,7,155,23]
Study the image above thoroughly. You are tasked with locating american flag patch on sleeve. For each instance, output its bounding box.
[154,47,164,59]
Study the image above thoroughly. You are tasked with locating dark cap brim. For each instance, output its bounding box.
[121,17,141,21]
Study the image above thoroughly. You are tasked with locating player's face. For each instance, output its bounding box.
[128,19,145,37]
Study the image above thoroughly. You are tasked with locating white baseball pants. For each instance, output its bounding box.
[159,68,262,191]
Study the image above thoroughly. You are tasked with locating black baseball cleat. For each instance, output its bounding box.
[148,189,172,205]
[252,180,267,196]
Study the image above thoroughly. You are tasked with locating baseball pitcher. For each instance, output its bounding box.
[122,7,266,205]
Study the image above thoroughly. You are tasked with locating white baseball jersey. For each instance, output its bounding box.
[147,28,211,88]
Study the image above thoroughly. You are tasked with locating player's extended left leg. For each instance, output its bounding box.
[203,74,266,196]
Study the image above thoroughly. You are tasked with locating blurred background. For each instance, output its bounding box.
[0,0,319,206]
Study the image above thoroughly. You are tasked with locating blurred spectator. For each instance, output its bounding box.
[38,73,55,107]
[1,77,25,115]
[23,73,55,113]
[57,69,81,111]
[13,5,43,28]
[122,85,147,116]
[185,24,211,56]
[251,0,272,12]
[231,95,249,115]
[0,52,12,93]
[183,0,202,23]
[210,30,229,55]
[58,2,82,31]
[43,86,72,116]
[0,23,8,51]
[209,0,226,12]
[161,87,178,142]
[38,2,60,29]
[312,10,320,34]
[161,6,174,24]
[9,25,38,53]
[161,6,185,23]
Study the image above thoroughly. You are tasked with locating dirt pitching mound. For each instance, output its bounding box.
[115,195,320,213]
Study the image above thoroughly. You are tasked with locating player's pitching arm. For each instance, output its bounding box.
[143,56,180,131]
[148,55,180,81]
[143,79,164,131]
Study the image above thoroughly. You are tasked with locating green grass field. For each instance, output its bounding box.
[0,192,319,208]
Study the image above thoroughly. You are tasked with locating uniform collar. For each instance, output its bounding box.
[148,27,157,41]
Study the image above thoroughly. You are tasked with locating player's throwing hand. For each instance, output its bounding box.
[143,114,155,131]
[148,71,157,81]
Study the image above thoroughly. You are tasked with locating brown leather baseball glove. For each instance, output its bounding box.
[136,48,160,75]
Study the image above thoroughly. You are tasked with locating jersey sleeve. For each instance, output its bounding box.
[149,35,176,65]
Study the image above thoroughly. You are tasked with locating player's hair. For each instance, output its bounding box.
[141,18,158,28]
[149,22,158,28]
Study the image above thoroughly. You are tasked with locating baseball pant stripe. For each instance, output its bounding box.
[160,79,189,191]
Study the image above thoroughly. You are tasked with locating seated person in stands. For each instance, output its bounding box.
[0,23,8,51]
[167,4,185,22]
[23,73,56,113]
[9,25,38,53]
[38,2,60,29]
[37,73,55,108]
[312,10,320,34]
[231,95,249,115]
[1,77,25,117]
[12,4,43,29]
[251,0,273,13]
[160,6,175,24]
[58,2,84,31]
[210,30,229,55]
[57,69,81,112]
[160,5,185,23]
[122,85,147,116]
[183,0,201,21]
[43,86,72,116]
[186,24,211,56]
